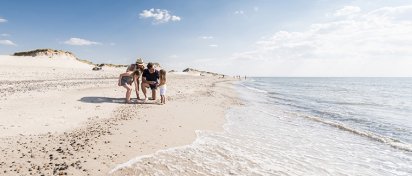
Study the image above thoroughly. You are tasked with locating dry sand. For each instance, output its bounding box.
[0,55,240,175]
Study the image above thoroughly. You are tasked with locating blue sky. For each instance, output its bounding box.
[1,0,412,76]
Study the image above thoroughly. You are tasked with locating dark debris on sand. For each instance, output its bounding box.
[0,105,139,175]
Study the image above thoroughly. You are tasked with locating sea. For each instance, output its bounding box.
[111,78,412,176]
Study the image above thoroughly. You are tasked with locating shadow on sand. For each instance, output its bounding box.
[79,96,160,105]
[79,97,126,104]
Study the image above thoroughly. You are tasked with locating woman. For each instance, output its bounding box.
[126,58,145,99]
[118,67,140,103]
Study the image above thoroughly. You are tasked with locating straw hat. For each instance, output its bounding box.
[135,58,144,65]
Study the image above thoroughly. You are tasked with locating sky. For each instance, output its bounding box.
[1,0,412,76]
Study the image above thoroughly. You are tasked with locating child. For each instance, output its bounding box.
[158,69,167,104]
[118,68,140,104]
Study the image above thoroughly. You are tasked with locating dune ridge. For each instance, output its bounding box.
[13,48,128,68]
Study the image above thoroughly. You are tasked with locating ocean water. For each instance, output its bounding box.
[111,78,412,175]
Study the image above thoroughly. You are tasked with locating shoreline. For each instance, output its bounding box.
[109,79,240,175]
[0,55,240,175]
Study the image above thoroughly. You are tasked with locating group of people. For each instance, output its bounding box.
[118,58,167,104]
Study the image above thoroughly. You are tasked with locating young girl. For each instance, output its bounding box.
[118,67,140,104]
[158,69,167,104]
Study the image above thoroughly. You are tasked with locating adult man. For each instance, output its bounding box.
[126,58,145,99]
[141,62,159,100]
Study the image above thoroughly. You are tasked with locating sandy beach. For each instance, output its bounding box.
[0,55,240,175]
[2,2,412,175]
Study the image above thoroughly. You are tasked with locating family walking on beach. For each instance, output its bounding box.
[118,58,167,104]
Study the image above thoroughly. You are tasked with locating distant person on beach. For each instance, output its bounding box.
[158,69,167,104]
[126,58,145,99]
[141,62,160,101]
[118,67,140,104]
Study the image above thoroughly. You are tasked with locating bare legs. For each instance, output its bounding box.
[135,90,140,100]
[151,89,156,100]
[141,82,156,100]
[141,82,148,100]
[135,79,140,100]
[160,95,165,104]
[119,74,132,103]
[123,84,132,103]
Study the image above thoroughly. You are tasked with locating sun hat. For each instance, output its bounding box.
[136,58,144,65]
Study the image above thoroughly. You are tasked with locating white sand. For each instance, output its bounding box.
[0,55,239,175]
[0,55,124,136]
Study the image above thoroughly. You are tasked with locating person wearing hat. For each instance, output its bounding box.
[126,58,145,100]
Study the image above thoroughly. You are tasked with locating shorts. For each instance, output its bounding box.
[149,83,157,90]
[159,85,167,96]
[121,76,133,86]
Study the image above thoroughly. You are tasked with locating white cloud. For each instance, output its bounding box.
[334,6,361,16]
[230,5,412,76]
[0,40,16,46]
[234,10,244,15]
[139,8,181,24]
[1,33,10,37]
[199,36,214,39]
[109,42,116,46]
[0,17,7,23]
[64,38,101,46]
[209,44,218,47]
